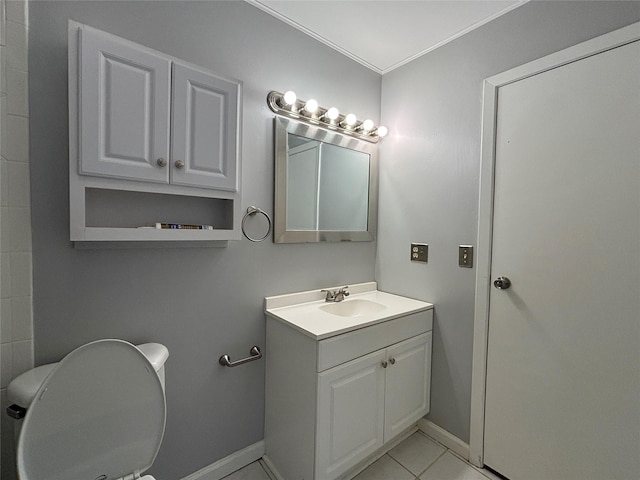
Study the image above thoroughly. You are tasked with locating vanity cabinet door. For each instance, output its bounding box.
[316,350,386,480]
[171,63,240,191]
[384,332,432,441]
[78,27,171,183]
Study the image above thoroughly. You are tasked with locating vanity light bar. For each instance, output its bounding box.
[267,91,388,144]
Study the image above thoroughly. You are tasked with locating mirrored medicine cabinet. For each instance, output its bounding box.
[273,117,378,243]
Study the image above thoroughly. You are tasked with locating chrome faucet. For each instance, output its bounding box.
[321,286,350,302]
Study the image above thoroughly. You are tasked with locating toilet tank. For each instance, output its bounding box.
[136,343,169,389]
[7,342,169,412]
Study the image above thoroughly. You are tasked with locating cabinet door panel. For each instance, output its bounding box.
[79,28,171,183]
[171,63,240,191]
[316,350,386,480]
[384,332,432,441]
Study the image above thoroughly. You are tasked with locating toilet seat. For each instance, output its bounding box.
[17,339,166,480]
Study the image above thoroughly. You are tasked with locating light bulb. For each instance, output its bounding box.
[304,99,319,115]
[344,113,357,127]
[326,107,340,121]
[376,125,389,138]
[361,119,374,132]
[283,90,297,106]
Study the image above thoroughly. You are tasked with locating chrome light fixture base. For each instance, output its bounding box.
[267,91,385,144]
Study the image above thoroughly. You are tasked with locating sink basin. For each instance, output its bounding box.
[320,299,387,317]
[265,282,433,340]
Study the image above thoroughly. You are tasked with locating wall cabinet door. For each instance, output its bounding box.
[316,350,386,480]
[79,27,171,183]
[384,333,432,440]
[78,28,239,192]
[171,63,239,191]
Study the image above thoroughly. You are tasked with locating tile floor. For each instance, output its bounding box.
[222,431,504,480]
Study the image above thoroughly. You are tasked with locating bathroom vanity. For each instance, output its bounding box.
[264,282,433,480]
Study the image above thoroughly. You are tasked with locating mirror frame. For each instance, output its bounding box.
[274,117,378,243]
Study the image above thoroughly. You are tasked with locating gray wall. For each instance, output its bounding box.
[376,0,640,444]
[28,2,380,478]
[27,0,640,477]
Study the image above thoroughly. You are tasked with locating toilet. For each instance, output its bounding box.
[6,339,169,480]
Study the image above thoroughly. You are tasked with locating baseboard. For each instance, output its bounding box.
[179,422,460,480]
[261,455,284,480]
[181,441,265,480]
[418,418,469,460]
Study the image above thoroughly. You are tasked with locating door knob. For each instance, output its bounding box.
[493,276,511,290]
[381,361,388,369]
[174,160,185,169]
[156,158,167,167]
[389,358,396,365]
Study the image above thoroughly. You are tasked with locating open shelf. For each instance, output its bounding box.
[71,187,240,245]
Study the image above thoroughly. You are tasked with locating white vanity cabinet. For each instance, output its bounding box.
[316,332,432,479]
[69,22,242,244]
[264,285,433,480]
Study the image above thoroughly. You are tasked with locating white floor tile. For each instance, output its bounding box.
[352,454,414,480]
[224,432,503,480]
[388,432,446,475]
[419,452,490,480]
[222,461,271,480]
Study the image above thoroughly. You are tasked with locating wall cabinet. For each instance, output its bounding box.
[69,22,242,244]
[264,309,433,480]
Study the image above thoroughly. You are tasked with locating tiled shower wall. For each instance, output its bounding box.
[0,0,32,478]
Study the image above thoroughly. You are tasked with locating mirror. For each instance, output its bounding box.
[274,117,378,243]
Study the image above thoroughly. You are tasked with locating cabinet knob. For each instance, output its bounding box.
[381,361,388,369]
[389,358,396,365]
[156,158,167,167]
[174,160,185,169]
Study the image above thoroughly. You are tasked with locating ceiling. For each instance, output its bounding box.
[249,0,526,74]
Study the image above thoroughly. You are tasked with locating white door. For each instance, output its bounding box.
[484,40,640,479]
[79,27,171,183]
[316,350,386,480]
[384,332,432,441]
[171,63,240,191]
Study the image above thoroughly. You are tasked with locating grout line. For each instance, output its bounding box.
[415,431,493,480]
[416,429,447,449]
[414,448,447,478]
[385,453,419,478]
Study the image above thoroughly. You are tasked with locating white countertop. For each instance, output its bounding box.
[265,282,433,340]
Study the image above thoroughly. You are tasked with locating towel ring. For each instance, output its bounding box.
[241,206,272,242]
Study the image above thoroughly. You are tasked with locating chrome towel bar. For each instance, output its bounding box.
[219,346,262,367]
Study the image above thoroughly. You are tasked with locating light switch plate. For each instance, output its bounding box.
[459,245,474,268]
[411,243,428,263]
